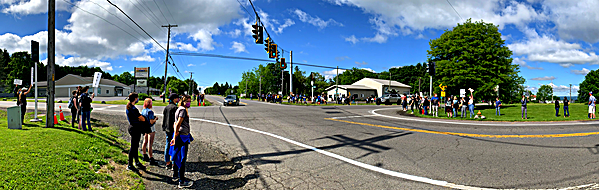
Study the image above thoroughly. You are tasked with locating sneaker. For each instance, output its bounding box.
[172,177,179,182]
[149,158,158,165]
[135,163,146,170]
[178,181,193,188]
[126,165,138,172]
[143,154,150,162]
[165,162,173,170]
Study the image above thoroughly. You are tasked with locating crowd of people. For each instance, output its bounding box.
[65,86,95,130]
[248,93,329,105]
[125,92,194,188]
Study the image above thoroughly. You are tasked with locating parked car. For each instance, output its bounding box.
[376,94,401,105]
[223,95,239,106]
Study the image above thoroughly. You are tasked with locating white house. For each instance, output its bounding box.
[325,78,411,101]
[37,74,131,97]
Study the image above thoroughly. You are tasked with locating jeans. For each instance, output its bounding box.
[165,132,173,164]
[128,128,142,166]
[469,104,475,118]
[424,106,428,115]
[555,108,560,116]
[81,111,91,131]
[461,106,467,118]
[20,104,26,123]
[452,108,457,117]
[521,107,527,118]
[495,107,500,116]
[71,108,78,127]
[173,142,189,183]
[432,105,438,116]
[564,106,569,117]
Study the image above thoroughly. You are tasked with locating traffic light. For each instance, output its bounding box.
[280,58,286,69]
[251,23,263,44]
[31,40,39,63]
[429,61,436,76]
[264,37,271,55]
[269,44,277,59]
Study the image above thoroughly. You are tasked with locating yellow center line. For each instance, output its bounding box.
[240,101,248,105]
[324,118,599,138]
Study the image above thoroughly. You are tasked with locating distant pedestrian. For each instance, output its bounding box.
[563,97,569,118]
[170,94,194,188]
[415,96,421,114]
[141,98,159,165]
[125,92,146,171]
[495,97,502,116]
[453,96,459,118]
[521,95,529,119]
[445,97,452,117]
[69,90,79,128]
[79,86,94,131]
[460,97,467,118]
[402,95,408,111]
[76,86,82,129]
[554,99,560,117]
[589,92,596,119]
[431,93,439,117]
[409,96,415,114]
[468,91,475,118]
[162,93,180,170]
[423,96,430,115]
[16,84,32,123]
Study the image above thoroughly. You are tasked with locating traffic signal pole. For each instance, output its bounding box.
[430,75,432,114]
[289,51,293,96]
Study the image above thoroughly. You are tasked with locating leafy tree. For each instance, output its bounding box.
[113,71,135,85]
[577,69,599,103]
[166,78,188,94]
[4,52,35,89]
[334,67,378,85]
[427,19,521,102]
[537,85,553,102]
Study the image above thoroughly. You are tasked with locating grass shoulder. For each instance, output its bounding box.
[0,111,145,189]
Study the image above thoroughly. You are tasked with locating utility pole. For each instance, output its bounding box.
[419,77,422,95]
[389,69,391,94]
[188,72,194,95]
[162,24,177,102]
[335,66,339,103]
[289,51,293,96]
[46,0,55,128]
[429,75,432,114]
[569,84,572,102]
[281,70,284,95]
[245,79,248,97]
[259,76,262,96]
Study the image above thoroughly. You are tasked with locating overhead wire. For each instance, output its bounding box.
[136,0,166,27]
[446,0,463,21]
[161,0,177,24]
[88,0,146,41]
[127,0,165,32]
[171,52,352,70]
[152,0,169,24]
[107,0,166,51]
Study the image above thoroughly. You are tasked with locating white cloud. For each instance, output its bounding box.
[355,61,368,66]
[228,29,242,38]
[293,9,342,29]
[322,68,346,80]
[200,62,207,66]
[542,0,599,43]
[230,41,247,53]
[131,55,155,62]
[507,31,599,67]
[41,54,113,71]
[173,42,198,52]
[335,56,350,61]
[530,76,556,81]
[571,68,591,75]
[512,57,543,70]
[117,66,123,68]
[1,0,70,15]
[362,33,387,43]
[361,68,376,73]
[345,35,358,44]
[187,64,196,67]
[275,19,295,34]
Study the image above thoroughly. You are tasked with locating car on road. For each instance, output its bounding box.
[223,95,239,106]
[376,94,401,105]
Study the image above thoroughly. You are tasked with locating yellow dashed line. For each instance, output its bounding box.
[324,118,599,138]
[240,101,248,105]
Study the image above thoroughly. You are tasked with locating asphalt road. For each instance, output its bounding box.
[1,96,598,189]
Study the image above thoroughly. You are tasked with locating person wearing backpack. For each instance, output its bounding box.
[79,86,95,131]
[69,90,78,128]
[16,84,32,123]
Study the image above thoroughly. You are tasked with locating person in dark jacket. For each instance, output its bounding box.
[16,84,32,123]
[555,99,560,117]
[162,93,180,169]
[125,92,146,171]
[563,97,570,118]
[79,86,95,131]
[521,95,529,119]
[70,90,78,128]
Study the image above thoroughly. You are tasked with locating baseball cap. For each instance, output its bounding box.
[590,91,593,95]
[168,93,179,100]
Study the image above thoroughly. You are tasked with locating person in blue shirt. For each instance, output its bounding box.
[589,92,596,119]
[521,95,529,119]
[431,93,439,117]
[141,98,158,165]
[563,97,570,118]
[495,97,502,116]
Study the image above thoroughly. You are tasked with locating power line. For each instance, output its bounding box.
[152,0,169,24]
[127,0,165,32]
[61,0,144,44]
[136,0,165,30]
[171,52,352,70]
[236,0,254,19]
[88,0,146,41]
[446,0,463,21]
[106,0,166,51]
[161,0,177,24]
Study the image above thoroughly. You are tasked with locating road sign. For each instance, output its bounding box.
[92,72,102,87]
[135,67,149,78]
[136,79,147,87]
[31,67,34,85]
[13,79,22,85]
[441,91,446,97]
[460,89,465,97]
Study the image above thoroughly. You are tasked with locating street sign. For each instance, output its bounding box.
[31,67,34,85]
[441,91,446,97]
[460,89,465,97]
[136,79,147,87]
[135,67,149,78]
[13,79,22,85]
[92,72,102,87]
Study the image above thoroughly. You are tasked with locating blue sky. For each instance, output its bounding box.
[0,0,598,96]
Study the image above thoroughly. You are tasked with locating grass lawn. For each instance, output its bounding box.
[0,111,145,189]
[407,103,599,122]
[91,100,211,107]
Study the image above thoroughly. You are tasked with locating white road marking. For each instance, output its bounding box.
[369,108,599,126]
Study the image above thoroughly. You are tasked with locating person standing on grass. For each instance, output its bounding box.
[79,86,94,131]
[554,99,560,117]
[141,98,159,165]
[563,97,570,118]
[431,94,439,117]
[521,95,529,119]
[170,94,194,188]
[163,93,180,170]
[452,96,459,118]
[76,86,82,129]
[468,91,475,118]
[16,84,32,123]
[125,92,146,172]
[69,90,79,128]
[460,97,467,118]
[423,96,430,115]
[495,97,502,116]
[589,92,596,119]
[445,96,452,117]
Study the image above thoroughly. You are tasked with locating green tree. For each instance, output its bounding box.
[427,19,520,102]
[167,78,188,94]
[537,85,553,102]
[5,52,35,88]
[577,69,599,103]
[113,71,135,85]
